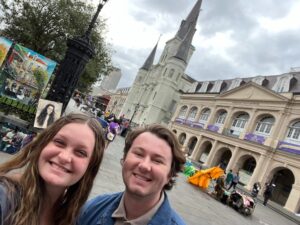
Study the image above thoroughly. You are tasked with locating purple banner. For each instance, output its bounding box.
[207,124,219,132]
[244,133,266,144]
[277,141,300,155]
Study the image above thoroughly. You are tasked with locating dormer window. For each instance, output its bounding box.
[252,76,265,85]
[228,78,242,90]
[210,80,223,93]
[272,74,293,92]
[198,81,210,92]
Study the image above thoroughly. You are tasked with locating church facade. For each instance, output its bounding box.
[120,0,203,126]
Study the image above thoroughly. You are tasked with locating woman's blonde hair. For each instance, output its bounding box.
[0,113,105,225]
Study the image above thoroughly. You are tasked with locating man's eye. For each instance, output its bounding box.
[134,152,143,157]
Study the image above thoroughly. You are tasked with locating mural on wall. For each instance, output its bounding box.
[0,37,13,67]
[0,37,57,107]
[34,99,62,129]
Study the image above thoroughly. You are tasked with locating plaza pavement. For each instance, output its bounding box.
[0,135,298,225]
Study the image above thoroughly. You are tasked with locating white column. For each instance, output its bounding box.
[203,140,218,167]
[226,146,239,172]
[284,183,300,213]
[190,135,203,160]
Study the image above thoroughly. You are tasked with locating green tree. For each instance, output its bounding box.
[0,0,112,93]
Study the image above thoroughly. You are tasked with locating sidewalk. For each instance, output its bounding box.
[237,185,300,224]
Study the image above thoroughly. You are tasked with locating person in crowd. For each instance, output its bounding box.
[36,103,56,129]
[105,118,120,147]
[227,171,240,190]
[263,183,276,206]
[77,124,187,225]
[20,131,37,148]
[0,113,106,225]
[0,127,19,152]
[73,93,82,107]
[225,169,233,188]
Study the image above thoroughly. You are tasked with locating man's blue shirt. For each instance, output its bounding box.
[77,192,186,225]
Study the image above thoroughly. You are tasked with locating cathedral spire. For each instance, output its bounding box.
[140,36,160,70]
[176,0,202,40]
[174,27,195,63]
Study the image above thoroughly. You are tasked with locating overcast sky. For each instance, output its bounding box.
[99,0,300,88]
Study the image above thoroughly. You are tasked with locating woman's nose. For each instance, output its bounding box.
[58,150,72,163]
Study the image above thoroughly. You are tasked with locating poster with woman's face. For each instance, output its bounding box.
[34,99,62,129]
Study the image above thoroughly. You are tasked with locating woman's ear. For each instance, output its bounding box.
[120,158,124,166]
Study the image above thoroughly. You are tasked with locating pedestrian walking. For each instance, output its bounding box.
[77,124,187,225]
[225,169,233,188]
[263,183,276,206]
[227,171,240,190]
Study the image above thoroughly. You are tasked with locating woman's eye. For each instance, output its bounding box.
[54,139,64,146]
[76,150,87,157]
[153,159,163,164]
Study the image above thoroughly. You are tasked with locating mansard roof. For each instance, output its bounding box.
[193,70,300,94]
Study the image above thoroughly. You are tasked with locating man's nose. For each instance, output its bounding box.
[138,157,151,172]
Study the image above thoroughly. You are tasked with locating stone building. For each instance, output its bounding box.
[170,70,300,213]
[106,87,130,117]
[120,0,202,125]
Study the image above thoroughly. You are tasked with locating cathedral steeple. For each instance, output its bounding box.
[140,39,160,70]
[174,27,196,63]
[176,0,202,40]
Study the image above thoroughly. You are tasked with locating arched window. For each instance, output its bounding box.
[178,106,188,118]
[187,107,198,121]
[232,114,249,129]
[255,116,274,135]
[216,111,227,125]
[199,108,211,122]
[286,121,300,141]
[168,68,175,78]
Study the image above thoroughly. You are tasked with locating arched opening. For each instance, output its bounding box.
[198,142,212,164]
[268,168,295,206]
[235,155,257,186]
[178,133,186,145]
[212,148,232,170]
[172,129,177,134]
[187,136,197,155]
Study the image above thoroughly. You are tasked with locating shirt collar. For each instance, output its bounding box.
[112,192,165,225]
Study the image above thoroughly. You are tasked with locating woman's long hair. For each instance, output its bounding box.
[0,113,106,225]
[37,104,55,127]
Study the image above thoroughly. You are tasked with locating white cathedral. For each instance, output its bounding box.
[120,0,202,125]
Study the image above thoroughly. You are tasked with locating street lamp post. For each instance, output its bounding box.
[129,103,139,126]
[46,0,109,112]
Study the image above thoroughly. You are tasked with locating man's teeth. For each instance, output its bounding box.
[135,174,150,181]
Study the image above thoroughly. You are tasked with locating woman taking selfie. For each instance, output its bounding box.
[0,113,105,225]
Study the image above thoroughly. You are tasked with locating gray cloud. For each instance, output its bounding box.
[114,0,300,88]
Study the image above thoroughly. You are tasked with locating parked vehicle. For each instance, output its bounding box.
[227,190,256,216]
